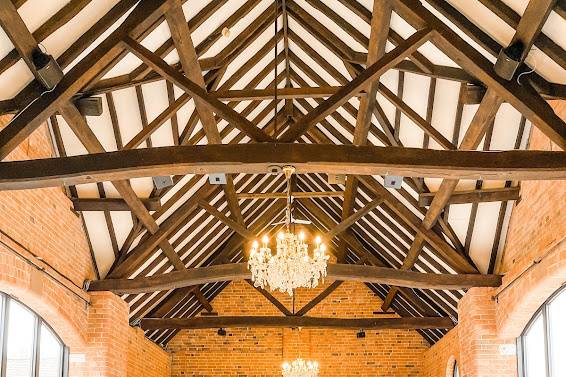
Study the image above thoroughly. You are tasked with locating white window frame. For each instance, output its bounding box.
[0,293,69,377]
[518,286,565,377]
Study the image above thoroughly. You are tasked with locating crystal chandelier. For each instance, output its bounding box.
[282,358,319,377]
[248,166,329,296]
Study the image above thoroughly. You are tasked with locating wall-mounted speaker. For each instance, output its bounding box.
[494,41,524,80]
[209,173,227,185]
[32,49,63,90]
[153,176,174,190]
[384,176,403,189]
[76,97,103,116]
[327,174,346,185]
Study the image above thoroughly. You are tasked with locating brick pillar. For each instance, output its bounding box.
[458,288,517,377]
[71,292,130,377]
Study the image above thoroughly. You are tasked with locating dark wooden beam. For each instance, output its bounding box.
[86,263,502,294]
[72,198,161,212]
[295,280,343,316]
[237,191,344,199]
[213,86,362,100]
[324,198,382,240]
[140,315,455,330]
[164,2,246,228]
[246,280,293,316]
[341,0,392,244]
[107,184,216,279]
[418,187,520,207]
[192,287,214,313]
[198,200,255,240]
[3,144,564,190]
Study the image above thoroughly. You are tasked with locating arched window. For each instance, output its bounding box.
[0,293,68,377]
[519,286,566,377]
[453,362,459,377]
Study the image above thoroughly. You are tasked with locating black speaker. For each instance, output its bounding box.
[76,97,103,116]
[494,41,524,80]
[32,49,63,90]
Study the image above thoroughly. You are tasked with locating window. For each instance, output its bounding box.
[519,286,566,377]
[0,293,68,377]
[453,362,459,377]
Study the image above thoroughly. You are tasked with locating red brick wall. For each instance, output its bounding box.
[0,119,170,377]
[168,280,429,376]
[0,117,94,287]
[422,328,459,377]
[499,100,566,274]
[128,327,172,377]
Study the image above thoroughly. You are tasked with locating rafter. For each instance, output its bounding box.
[72,198,161,212]
[324,198,383,241]
[164,2,248,233]
[199,200,255,240]
[341,0,392,236]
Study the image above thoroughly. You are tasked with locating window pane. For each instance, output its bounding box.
[523,314,547,377]
[549,290,566,374]
[38,324,63,377]
[453,363,459,377]
[5,300,36,377]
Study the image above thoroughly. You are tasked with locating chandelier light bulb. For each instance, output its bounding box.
[248,229,329,296]
[315,236,321,245]
[249,165,328,296]
[281,358,320,377]
[252,240,259,248]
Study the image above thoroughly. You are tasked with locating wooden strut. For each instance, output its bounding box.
[1,144,564,190]
[85,263,502,295]
[139,315,455,330]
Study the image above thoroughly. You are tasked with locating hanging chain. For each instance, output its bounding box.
[274,0,279,136]
[283,166,294,231]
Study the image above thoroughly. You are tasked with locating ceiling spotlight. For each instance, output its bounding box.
[217,328,227,336]
[222,27,231,38]
[356,329,366,339]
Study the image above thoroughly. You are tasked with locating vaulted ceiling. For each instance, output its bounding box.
[0,0,564,347]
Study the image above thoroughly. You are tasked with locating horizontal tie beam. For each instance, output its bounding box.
[85,263,502,294]
[1,144,565,190]
[139,315,455,330]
